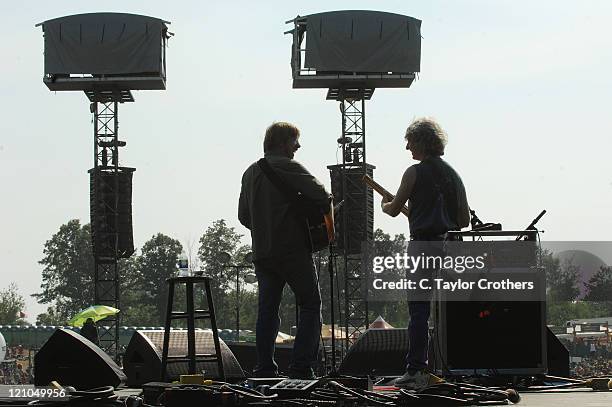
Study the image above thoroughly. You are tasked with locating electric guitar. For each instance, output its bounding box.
[362,175,410,217]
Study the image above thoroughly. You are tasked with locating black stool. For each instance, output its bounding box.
[160,276,225,381]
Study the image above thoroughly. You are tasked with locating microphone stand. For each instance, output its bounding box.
[324,199,344,377]
[516,209,547,241]
[327,242,338,376]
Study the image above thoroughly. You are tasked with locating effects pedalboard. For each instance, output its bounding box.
[268,379,320,398]
[142,376,373,407]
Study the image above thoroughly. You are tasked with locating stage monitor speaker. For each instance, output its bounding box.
[89,167,135,258]
[34,328,126,389]
[338,328,416,376]
[123,330,244,386]
[435,301,547,376]
[546,327,569,377]
[227,342,294,376]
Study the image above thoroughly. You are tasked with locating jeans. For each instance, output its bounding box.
[406,301,431,372]
[253,252,322,376]
[405,239,442,372]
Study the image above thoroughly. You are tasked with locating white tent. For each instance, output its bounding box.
[369,316,394,329]
[321,324,346,339]
[275,331,294,343]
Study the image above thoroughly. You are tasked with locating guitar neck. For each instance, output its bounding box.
[362,175,410,217]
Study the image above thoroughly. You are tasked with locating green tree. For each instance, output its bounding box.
[583,266,612,301]
[542,250,580,302]
[546,301,608,327]
[237,290,258,331]
[198,219,252,329]
[583,266,612,316]
[33,220,95,321]
[34,219,143,324]
[117,255,159,326]
[223,286,259,333]
[368,229,409,328]
[540,249,588,327]
[136,234,183,324]
[0,283,27,325]
[36,305,67,326]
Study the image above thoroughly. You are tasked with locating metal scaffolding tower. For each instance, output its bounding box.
[341,98,369,348]
[38,13,170,359]
[286,11,418,349]
[328,89,375,348]
[90,96,132,358]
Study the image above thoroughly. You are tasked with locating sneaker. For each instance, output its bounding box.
[394,370,443,390]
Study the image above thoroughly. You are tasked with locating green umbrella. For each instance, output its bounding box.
[68,305,120,327]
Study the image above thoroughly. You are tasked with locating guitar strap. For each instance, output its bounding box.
[257,158,300,203]
[257,158,332,252]
[258,158,317,250]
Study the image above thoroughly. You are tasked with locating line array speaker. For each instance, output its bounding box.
[89,167,135,258]
[328,164,374,255]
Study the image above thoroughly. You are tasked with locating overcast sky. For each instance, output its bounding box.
[1,0,611,321]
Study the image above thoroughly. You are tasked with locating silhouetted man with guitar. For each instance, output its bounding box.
[239,122,332,379]
[380,117,470,390]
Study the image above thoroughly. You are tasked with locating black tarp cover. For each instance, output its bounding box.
[304,11,421,73]
[41,13,167,75]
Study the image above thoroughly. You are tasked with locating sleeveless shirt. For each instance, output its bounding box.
[408,157,464,238]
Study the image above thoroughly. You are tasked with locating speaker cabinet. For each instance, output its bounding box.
[41,13,169,92]
[89,167,135,258]
[227,342,294,376]
[328,164,374,255]
[434,301,547,376]
[34,328,126,389]
[123,330,244,386]
[338,328,413,376]
[546,327,569,377]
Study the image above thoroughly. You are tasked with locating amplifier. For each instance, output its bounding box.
[433,300,547,376]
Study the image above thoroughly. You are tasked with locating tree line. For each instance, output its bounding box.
[30,219,254,330]
[1,221,611,329]
[541,249,612,326]
[27,219,412,331]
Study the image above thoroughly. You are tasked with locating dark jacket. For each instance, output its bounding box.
[80,321,99,345]
[239,152,330,260]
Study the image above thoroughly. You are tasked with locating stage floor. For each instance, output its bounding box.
[115,387,612,406]
[517,389,611,406]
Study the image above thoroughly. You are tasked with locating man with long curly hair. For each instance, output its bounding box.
[381,117,470,389]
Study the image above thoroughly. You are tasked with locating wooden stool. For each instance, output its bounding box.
[160,276,225,381]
